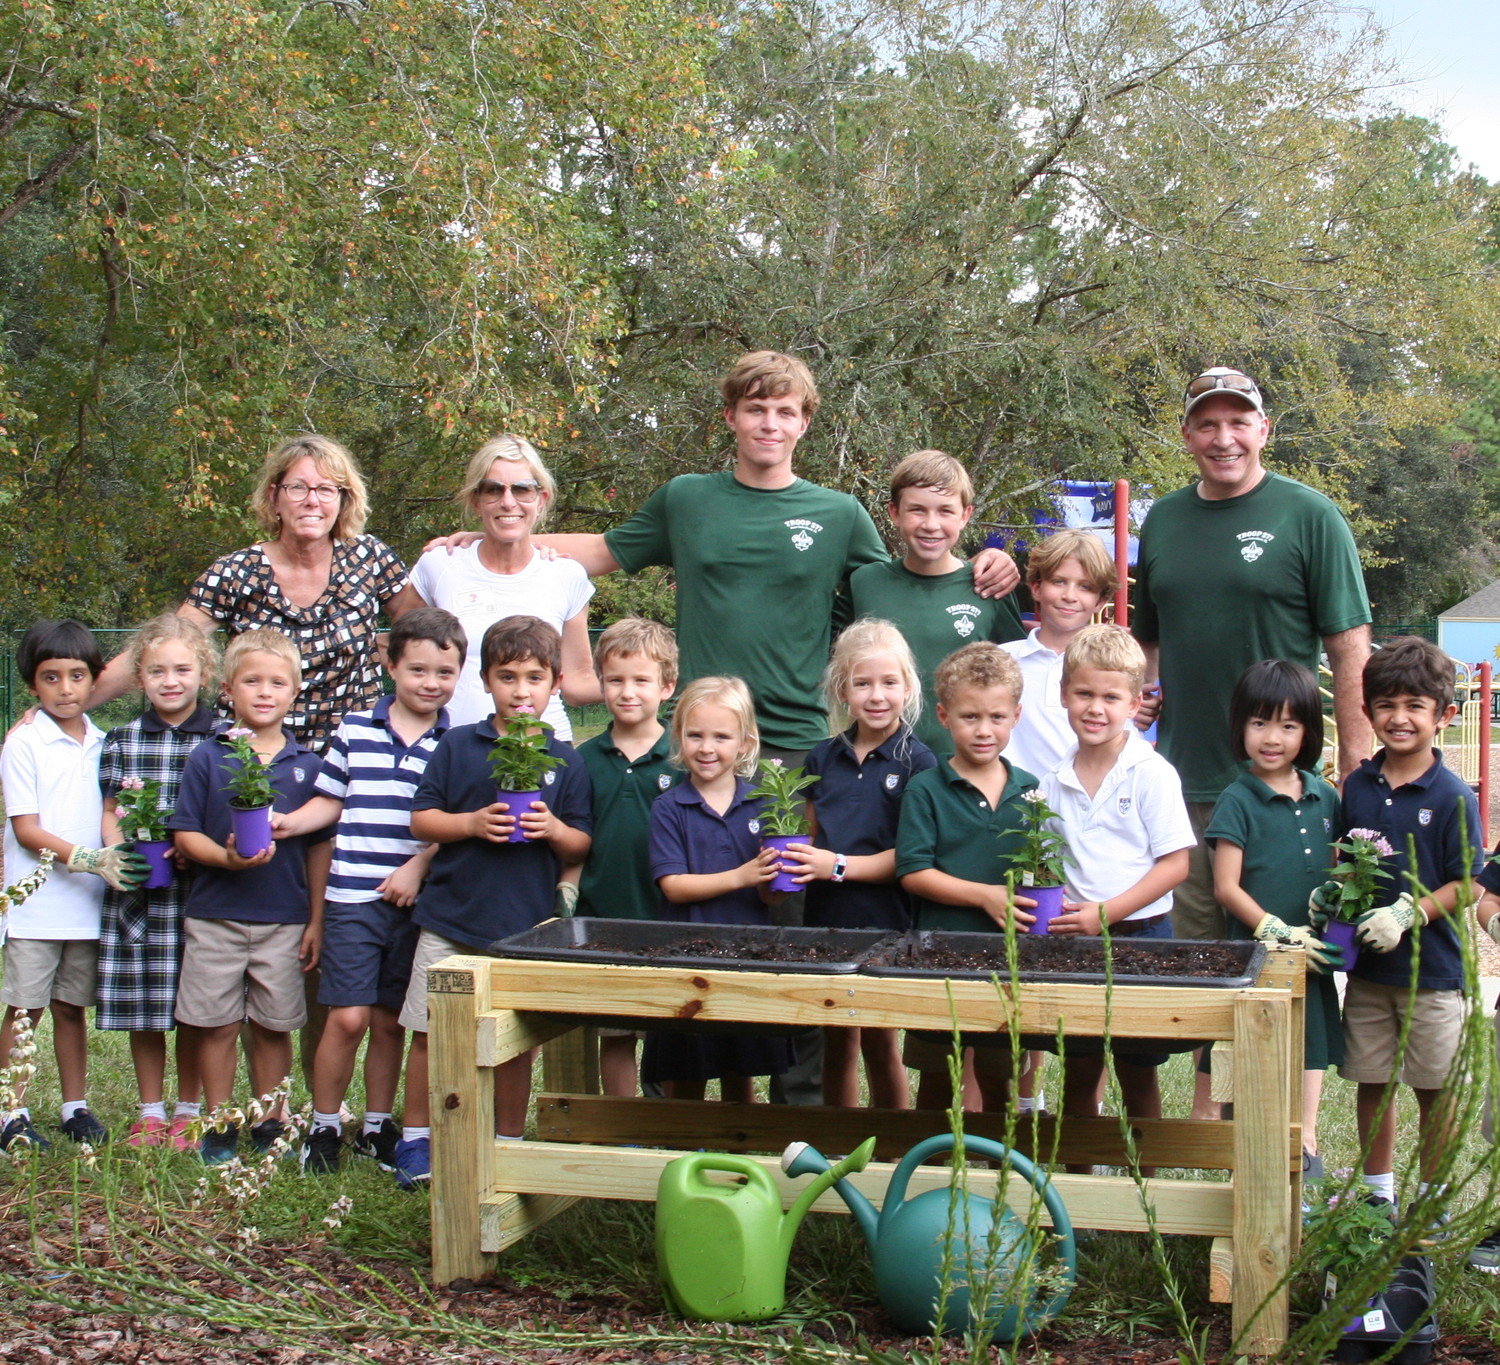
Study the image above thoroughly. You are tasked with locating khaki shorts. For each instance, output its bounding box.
[398,928,469,1033]
[174,919,308,1031]
[1339,977,1464,1090]
[1170,802,1228,942]
[902,1031,1015,1079]
[0,937,98,1009]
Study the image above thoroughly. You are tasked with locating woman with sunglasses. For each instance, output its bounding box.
[407,435,600,739]
[88,434,420,751]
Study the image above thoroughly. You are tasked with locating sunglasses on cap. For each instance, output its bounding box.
[1183,368,1265,418]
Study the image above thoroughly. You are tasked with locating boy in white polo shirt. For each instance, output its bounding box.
[1039,625,1194,1143]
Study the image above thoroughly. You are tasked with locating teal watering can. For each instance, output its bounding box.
[655,1138,877,1322]
[788,1133,1076,1341]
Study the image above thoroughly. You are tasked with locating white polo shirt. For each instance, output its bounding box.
[0,711,106,939]
[1000,630,1076,780]
[1039,737,1195,923]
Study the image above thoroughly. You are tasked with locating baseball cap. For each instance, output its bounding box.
[1182,367,1266,421]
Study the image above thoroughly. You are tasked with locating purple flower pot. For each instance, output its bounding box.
[1026,883,1066,935]
[761,834,804,894]
[229,803,273,859]
[497,789,542,843]
[1322,917,1360,973]
[135,839,175,889]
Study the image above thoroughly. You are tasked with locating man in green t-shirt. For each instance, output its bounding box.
[1133,366,1372,935]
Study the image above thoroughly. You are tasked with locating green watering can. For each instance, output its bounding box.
[655,1138,877,1322]
[791,1133,1076,1341]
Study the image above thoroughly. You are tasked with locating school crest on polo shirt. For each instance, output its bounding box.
[747,818,761,834]
[784,518,823,551]
[947,603,981,638]
[1237,530,1274,563]
[543,770,557,786]
[293,766,308,784]
[884,772,899,791]
[658,774,672,790]
[1419,808,1432,826]
[1118,795,1132,816]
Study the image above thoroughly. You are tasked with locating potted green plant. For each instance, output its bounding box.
[1303,1181,1395,1334]
[747,759,820,893]
[488,715,563,844]
[221,727,275,858]
[1316,828,1395,972]
[1013,790,1069,934]
[116,776,175,889]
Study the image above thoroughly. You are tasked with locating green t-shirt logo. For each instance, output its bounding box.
[785,517,823,551]
[946,604,980,637]
[1237,530,1274,562]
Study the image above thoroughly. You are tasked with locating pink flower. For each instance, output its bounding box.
[119,776,145,791]
[226,726,254,741]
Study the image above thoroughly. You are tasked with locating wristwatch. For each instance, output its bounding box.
[831,853,848,883]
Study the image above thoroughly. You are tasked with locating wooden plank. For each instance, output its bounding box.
[542,1025,598,1094]
[1232,991,1293,1356]
[487,1139,1235,1237]
[531,1094,1297,1170]
[479,1192,578,1254]
[477,1010,576,1067]
[428,956,497,1286]
[486,958,1248,1039]
[1209,1237,1233,1304]
[1253,945,1307,998]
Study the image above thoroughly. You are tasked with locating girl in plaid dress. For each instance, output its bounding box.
[98,615,221,1147]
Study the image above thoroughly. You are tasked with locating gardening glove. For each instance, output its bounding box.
[1306,879,1341,932]
[1355,893,1421,953]
[1483,910,1500,948]
[553,882,579,918]
[66,843,148,892]
[1252,913,1341,973]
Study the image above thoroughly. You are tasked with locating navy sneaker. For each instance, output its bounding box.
[352,1117,400,1170]
[0,1113,51,1152]
[200,1125,240,1165]
[300,1124,343,1175]
[60,1108,108,1145]
[249,1118,289,1155]
[392,1136,430,1190]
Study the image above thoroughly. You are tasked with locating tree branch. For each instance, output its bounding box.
[0,140,88,229]
[0,90,86,121]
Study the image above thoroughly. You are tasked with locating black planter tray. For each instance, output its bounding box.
[488,917,895,974]
[859,930,1265,988]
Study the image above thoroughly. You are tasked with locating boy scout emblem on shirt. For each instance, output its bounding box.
[748,818,761,834]
[658,774,672,790]
[884,772,899,791]
[784,517,823,551]
[947,603,980,638]
[1419,808,1432,826]
[1237,530,1274,563]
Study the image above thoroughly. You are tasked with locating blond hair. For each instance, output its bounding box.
[1025,528,1116,599]
[823,619,922,736]
[671,676,759,778]
[718,351,820,418]
[888,449,974,508]
[1061,624,1146,693]
[251,434,369,541]
[222,627,303,689]
[592,616,679,685]
[933,642,1022,708]
[457,434,558,530]
[128,612,220,694]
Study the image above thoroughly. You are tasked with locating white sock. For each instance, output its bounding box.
[173,1101,201,1118]
[495,1132,524,1142]
[1016,1095,1047,1114]
[1418,1181,1447,1201]
[401,1126,430,1142]
[6,1108,28,1122]
[60,1100,88,1122]
[139,1101,168,1122]
[312,1110,342,1132]
[363,1111,392,1134]
[1364,1171,1396,1200]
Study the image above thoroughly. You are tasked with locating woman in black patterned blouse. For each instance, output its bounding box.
[92,435,422,750]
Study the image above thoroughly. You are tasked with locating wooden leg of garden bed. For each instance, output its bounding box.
[542,1025,598,1095]
[430,956,497,1286]
[1231,989,1293,1356]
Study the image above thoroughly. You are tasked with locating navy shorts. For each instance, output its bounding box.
[317,899,421,1012]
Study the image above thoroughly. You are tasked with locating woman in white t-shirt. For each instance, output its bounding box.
[408,436,600,740]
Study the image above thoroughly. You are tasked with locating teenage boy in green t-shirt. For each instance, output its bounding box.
[849,450,1025,756]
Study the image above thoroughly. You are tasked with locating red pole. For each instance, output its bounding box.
[1113,478,1130,627]
[1480,661,1492,849]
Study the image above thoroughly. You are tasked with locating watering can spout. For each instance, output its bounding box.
[782,1137,881,1249]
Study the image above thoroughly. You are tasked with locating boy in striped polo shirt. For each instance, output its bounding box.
[274,608,464,1175]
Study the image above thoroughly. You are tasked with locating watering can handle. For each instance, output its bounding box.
[681,1153,775,1195]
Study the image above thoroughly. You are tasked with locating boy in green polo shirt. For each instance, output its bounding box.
[571,617,680,1095]
[896,642,1039,1108]
[850,451,1025,756]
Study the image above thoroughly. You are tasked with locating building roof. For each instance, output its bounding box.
[1439,579,1500,622]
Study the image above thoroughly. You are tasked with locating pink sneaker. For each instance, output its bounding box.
[167,1115,197,1151]
[127,1116,169,1147]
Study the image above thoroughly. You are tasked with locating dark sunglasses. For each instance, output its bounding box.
[475,479,543,504]
[1184,371,1260,401]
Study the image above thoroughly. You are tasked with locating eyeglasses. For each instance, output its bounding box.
[1184,371,1259,401]
[475,479,543,505]
[278,480,346,504]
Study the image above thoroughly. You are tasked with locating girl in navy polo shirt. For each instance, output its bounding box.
[782,620,936,1108]
[641,676,792,1101]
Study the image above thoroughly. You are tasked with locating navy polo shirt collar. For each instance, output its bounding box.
[665,776,755,816]
[140,703,217,736]
[1359,748,1446,791]
[214,726,309,766]
[834,723,908,764]
[369,693,451,740]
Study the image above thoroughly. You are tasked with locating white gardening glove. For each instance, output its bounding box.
[1482,908,1500,948]
[1252,913,1341,973]
[554,882,579,917]
[66,844,149,892]
[1355,893,1421,953]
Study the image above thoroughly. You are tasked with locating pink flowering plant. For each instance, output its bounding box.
[221,727,274,810]
[115,775,170,843]
[747,759,819,836]
[1325,828,1396,925]
[487,713,562,792]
